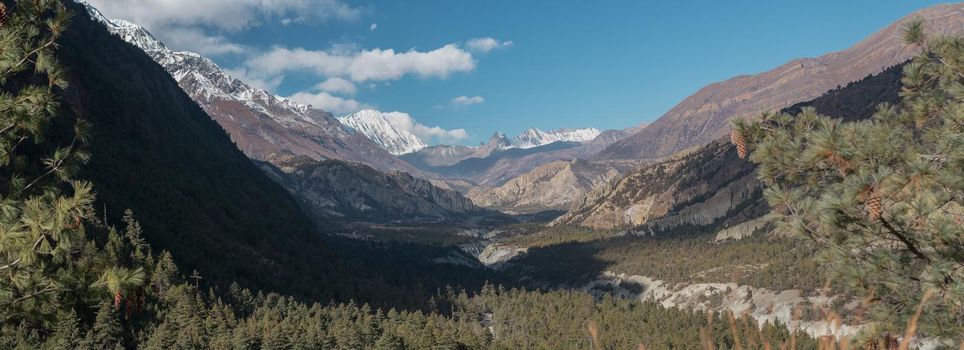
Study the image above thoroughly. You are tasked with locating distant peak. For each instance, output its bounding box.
[510,127,601,149]
[339,110,428,155]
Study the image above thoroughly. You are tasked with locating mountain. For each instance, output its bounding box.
[400,144,478,168]
[556,63,905,230]
[64,0,502,307]
[65,0,341,297]
[511,127,601,149]
[261,156,504,224]
[338,110,429,155]
[466,159,628,213]
[596,3,964,161]
[402,128,636,186]
[82,2,420,174]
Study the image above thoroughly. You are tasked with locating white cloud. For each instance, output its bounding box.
[245,44,476,82]
[466,37,513,53]
[370,23,378,31]
[380,111,469,143]
[288,91,370,115]
[451,96,485,106]
[161,27,248,56]
[315,78,357,95]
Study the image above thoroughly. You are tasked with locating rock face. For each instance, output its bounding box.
[556,141,762,230]
[587,272,862,340]
[597,3,964,161]
[338,110,429,155]
[558,63,906,231]
[467,159,627,213]
[476,244,528,269]
[262,156,500,224]
[714,217,768,242]
[84,3,420,174]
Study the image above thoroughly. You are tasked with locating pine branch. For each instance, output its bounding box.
[879,217,930,263]
[0,257,21,270]
[0,285,61,307]
[1,36,57,77]
[0,233,47,270]
[18,135,78,195]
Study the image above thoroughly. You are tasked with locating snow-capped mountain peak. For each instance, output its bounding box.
[338,110,428,155]
[511,127,601,149]
[79,1,424,174]
[80,0,320,128]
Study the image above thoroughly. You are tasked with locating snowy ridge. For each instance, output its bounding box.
[338,110,428,155]
[83,1,602,159]
[511,128,601,149]
[80,0,325,129]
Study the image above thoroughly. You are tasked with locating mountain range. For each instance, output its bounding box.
[338,108,604,156]
[556,63,905,230]
[82,2,421,175]
[66,0,502,308]
[83,0,964,221]
[84,2,512,224]
[596,3,964,161]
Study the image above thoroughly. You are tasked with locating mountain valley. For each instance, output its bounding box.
[2,1,961,348]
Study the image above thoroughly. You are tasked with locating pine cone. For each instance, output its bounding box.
[915,115,927,129]
[0,4,8,27]
[113,291,123,310]
[125,297,134,319]
[731,129,747,159]
[866,194,882,220]
[66,216,81,230]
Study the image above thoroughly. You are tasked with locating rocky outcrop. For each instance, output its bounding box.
[467,159,626,213]
[587,272,862,340]
[262,155,502,224]
[597,3,964,161]
[555,140,763,230]
[477,244,528,269]
[714,217,768,242]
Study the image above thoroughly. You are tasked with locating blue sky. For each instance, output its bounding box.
[89,0,948,146]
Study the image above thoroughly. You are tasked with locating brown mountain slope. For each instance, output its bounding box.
[558,62,904,230]
[597,3,963,161]
[466,159,630,213]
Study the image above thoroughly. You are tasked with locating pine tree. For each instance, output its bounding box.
[43,310,81,349]
[373,332,405,350]
[80,302,124,350]
[734,18,963,338]
[0,0,142,331]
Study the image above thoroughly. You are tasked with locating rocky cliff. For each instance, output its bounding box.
[467,159,628,213]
